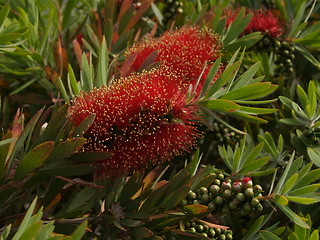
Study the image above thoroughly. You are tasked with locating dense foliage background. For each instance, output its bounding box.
[0,0,320,239]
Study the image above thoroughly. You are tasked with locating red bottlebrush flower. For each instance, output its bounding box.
[125,25,222,93]
[225,9,284,38]
[68,67,202,177]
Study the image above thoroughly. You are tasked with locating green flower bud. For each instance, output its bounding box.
[226,233,233,240]
[214,179,221,186]
[236,192,245,202]
[251,198,260,206]
[253,185,263,196]
[201,193,210,203]
[209,185,220,195]
[243,202,253,212]
[208,229,216,237]
[255,203,263,211]
[193,200,201,204]
[232,181,243,193]
[221,181,232,190]
[215,196,224,205]
[219,234,226,240]
[187,191,197,200]
[202,232,208,237]
[215,228,221,235]
[197,224,204,233]
[229,200,238,210]
[181,199,188,206]
[189,227,196,232]
[245,188,254,198]
[217,173,225,180]
[199,187,208,195]
[184,221,191,229]
[222,189,232,199]
[203,224,209,233]
[208,201,216,211]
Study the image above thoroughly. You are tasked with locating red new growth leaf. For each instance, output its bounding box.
[68,67,202,177]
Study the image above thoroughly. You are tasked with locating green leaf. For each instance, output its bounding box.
[71,113,95,138]
[151,3,163,25]
[0,224,11,240]
[273,152,295,194]
[68,64,79,96]
[8,108,45,175]
[282,174,299,194]
[81,53,93,91]
[289,184,320,196]
[274,202,310,228]
[96,37,108,87]
[12,197,38,240]
[183,204,208,215]
[296,85,309,110]
[242,214,270,240]
[221,83,277,101]
[200,99,240,112]
[189,148,202,176]
[289,1,306,38]
[200,58,222,98]
[223,8,252,44]
[205,61,240,99]
[14,141,54,180]
[294,168,320,189]
[229,111,268,123]
[250,168,277,176]
[118,172,143,202]
[259,230,282,240]
[310,230,319,240]
[18,222,42,240]
[67,151,113,162]
[239,157,269,174]
[232,62,261,89]
[0,136,12,179]
[286,196,317,205]
[238,106,277,115]
[70,220,87,240]
[62,0,77,29]
[224,32,262,52]
[160,186,190,210]
[33,104,68,146]
[45,138,86,164]
[275,195,289,206]
[307,148,320,167]
[0,4,10,32]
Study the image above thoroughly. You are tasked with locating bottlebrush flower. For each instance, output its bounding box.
[68,67,202,177]
[125,25,222,94]
[225,9,284,38]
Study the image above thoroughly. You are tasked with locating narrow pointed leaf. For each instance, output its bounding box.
[14,141,54,180]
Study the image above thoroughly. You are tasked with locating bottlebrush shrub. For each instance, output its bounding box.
[225,8,285,37]
[125,25,222,93]
[68,67,202,177]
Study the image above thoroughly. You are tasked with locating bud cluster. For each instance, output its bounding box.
[274,40,295,78]
[161,220,233,240]
[212,123,242,145]
[162,0,183,25]
[182,175,264,215]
